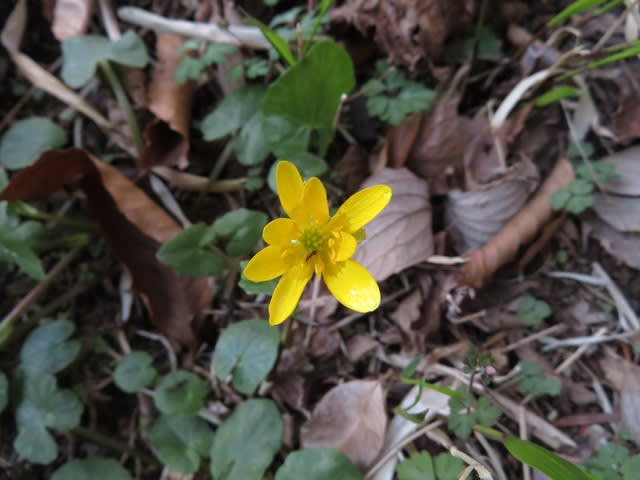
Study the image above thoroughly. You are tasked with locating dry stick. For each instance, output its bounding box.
[554,326,608,374]
[117,7,270,49]
[74,426,157,465]
[0,246,83,335]
[152,166,245,193]
[498,323,567,353]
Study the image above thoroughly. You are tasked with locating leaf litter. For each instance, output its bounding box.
[3,0,640,479]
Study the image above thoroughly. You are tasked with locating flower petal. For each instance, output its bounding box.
[243,246,288,282]
[263,218,298,246]
[269,262,313,325]
[329,231,356,262]
[276,161,304,217]
[323,259,380,313]
[332,185,392,233]
[301,177,329,224]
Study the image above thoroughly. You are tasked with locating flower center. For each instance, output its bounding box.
[300,228,323,253]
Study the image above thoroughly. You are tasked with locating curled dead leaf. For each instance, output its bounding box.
[461,158,574,287]
[354,168,433,281]
[601,354,640,444]
[141,33,196,170]
[301,380,386,469]
[0,148,213,349]
[446,159,539,253]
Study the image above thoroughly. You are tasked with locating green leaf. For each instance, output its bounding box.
[14,373,83,464]
[548,0,606,27]
[589,40,640,69]
[212,319,279,395]
[0,228,45,281]
[565,194,593,214]
[550,189,572,211]
[276,448,362,480]
[245,58,269,79]
[234,112,270,166]
[150,414,214,474]
[202,43,238,65]
[267,153,328,193]
[535,85,580,107]
[0,117,67,170]
[569,179,594,195]
[114,351,157,393]
[261,40,355,157]
[238,271,278,295]
[475,397,501,427]
[175,56,207,84]
[518,296,551,326]
[212,209,268,257]
[476,26,502,61]
[210,399,283,480]
[153,370,207,415]
[61,31,149,88]
[51,457,133,480]
[0,371,7,414]
[246,16,296,67]
[622,455,640,480]
[576,161,616,183]
[517,361,562,396]
[201,86,265,141]
[504,436,592,480]
[434,453,466,480]
[396,452,435,480]
[157,224,225,278]
[20,320,81,375]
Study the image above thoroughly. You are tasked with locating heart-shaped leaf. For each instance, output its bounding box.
[0,117,67,170]
[20,320,80,375]
[150,414,214,474]
[275,448,362,480]
[61,30,148,88]
[212,319,279,394]
[210,399,283,480]
[114,351,157,393]
[153,370,207,415]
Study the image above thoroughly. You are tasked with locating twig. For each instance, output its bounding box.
[0,246,84,336]
[136,330,177,371]
[117,7,270,49]
[554,327,608,374]
[592,262,640,331]
[152,166,246,193]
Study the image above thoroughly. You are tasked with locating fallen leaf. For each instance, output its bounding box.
[586,217,640,270]
[446,159,539,253]
[47,0,95,40]
[2,0,109,129]
[345,334,378,362]
[301,380,386,469]
[461,157,574,287]
[390,290,422,336]
[333,0,475,68]
[592,195,640,232]
[598,146,640,196]
[0,148,213,350]
[141,33,196,170]
[609,67,640,144]
[601,354,640,444]
[354,168,433,281]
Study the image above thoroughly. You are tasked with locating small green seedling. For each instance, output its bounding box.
[363,60,435,125]
[518,296,551,326]
[516,361,562,396]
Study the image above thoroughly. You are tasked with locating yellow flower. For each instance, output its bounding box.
[243,161,392,325]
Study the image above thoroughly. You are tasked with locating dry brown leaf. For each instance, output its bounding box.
[0,148,213,350]
[592,195,640,232]
[2,0,109,129]
[47,0,95,40]
[601,354,640,444]
[446,159,539,253]
[609,68,640,144]
[301,380,386,469]
[141,33,196,170]
[461,158,574,287]
[345,334,378,362]
[586,217,640,270]
[390,290,422,335]
[333,0,475,68]
[354,168,432,281]
[598,146,640,195]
